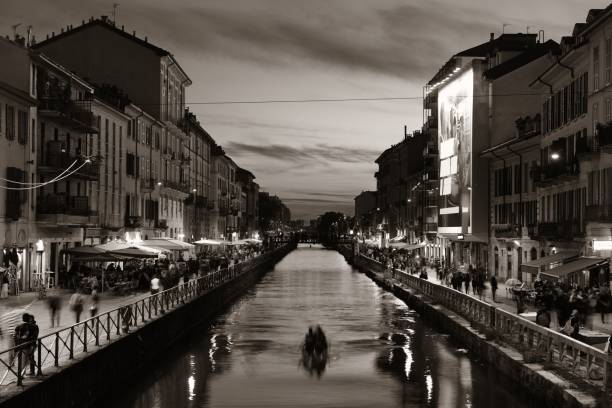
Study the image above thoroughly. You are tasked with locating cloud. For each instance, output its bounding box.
[224,141,380,165]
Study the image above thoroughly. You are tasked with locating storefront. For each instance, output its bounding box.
[540,257,609,287]
[520,250,578,283]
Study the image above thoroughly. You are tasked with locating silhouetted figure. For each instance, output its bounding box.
[46,295,62,327]
[301,325,329,378]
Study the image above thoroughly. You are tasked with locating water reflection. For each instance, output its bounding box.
[106,246,536,408]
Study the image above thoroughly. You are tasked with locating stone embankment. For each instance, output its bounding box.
[338,244,610,408]
[0,243,296,408]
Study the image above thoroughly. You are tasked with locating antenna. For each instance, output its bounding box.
[526,26,531,34]
[112,3,119,23]
[502,23,510,34]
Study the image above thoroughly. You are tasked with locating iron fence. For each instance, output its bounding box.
[354,252,612,391]
[0,245,289,391]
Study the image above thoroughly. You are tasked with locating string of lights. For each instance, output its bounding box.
[0,160,77,186]
[0,159,92,191]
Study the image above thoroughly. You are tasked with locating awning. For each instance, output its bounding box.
[520,250,578,274]
[62,246,106,257]
[389,242,426,250]
[140,238,194,251]
[108,247,159,259]
[540,257,606,281]
[448,234,488,243]
[194,239,224,246]
[389,235,406,243]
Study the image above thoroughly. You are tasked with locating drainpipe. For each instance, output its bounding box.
[133,109,144,227]
[506,146,523,230]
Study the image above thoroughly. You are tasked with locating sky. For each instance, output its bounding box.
[2,0,609,220]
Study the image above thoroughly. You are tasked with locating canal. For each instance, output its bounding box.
[107,245,535,408]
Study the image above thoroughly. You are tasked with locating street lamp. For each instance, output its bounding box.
[550,152,560,160]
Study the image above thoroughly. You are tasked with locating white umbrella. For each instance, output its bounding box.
[194,238,224,246]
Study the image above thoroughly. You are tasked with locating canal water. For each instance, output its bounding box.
[108,245,535,408]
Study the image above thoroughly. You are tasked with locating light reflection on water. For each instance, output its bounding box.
[106,245,536,408]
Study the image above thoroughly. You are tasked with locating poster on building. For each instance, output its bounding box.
[437,68,473,233]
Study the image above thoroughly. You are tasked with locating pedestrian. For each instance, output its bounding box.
[150,274,160,295]
[25,314,39,375]
[490,275,498,302]
[90,291,99,317]
[46,295,62,327]
[597,287,610,324]
[0,272,9,299]
[69,291,84,323]
[464,273,471,294]
[536,308,551,328]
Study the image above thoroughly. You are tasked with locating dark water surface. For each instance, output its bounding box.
[108,245,535,408]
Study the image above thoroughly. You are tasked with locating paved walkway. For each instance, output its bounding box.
[0,289,149,349]
[418,267,612,336]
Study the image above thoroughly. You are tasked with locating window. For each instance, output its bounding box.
[594,46,600,91]
[593,103,599,134]
[606,38,611,84]
[31,118,35,152]
[5,105,15,140]
[607,98,612,122]
[0,102,3,135]
[17,110,27,145]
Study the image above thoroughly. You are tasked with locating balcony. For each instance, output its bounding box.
[426,115,438,129]
[184,194,208,208]
[140,178,156,193]
[38,83,98,133]
[38,149,99,180]
[125,215,143,229]
[492,223,521,238]
[586,205,612,223]
[533,159,579,187]
[207,201,215,210]
[179,153,191,167]
[597,122,612,152]
[576,135,600,160]
[424,222,438,233]
[163,180,190,195]
[156,219,168,230]
[536,221,583,240]
[37,194,98,226]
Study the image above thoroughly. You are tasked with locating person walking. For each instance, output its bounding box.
[597,287,610,324]
[46,295,62,327]
[150,275,161,295]
[69,291,84,323]
[25,314,39,375]
[89,291,99,318]
[464,273,471,294]
[490,275,498,302]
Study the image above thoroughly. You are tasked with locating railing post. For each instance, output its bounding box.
[16,349,23,386]
[37,340,42,376]
[54,334,59,366]
[95,317,100,346]
[83,321,88,352]
[69,327,74,359]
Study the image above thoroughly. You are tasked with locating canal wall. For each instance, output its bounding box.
[0,243,296,408]
[338,246,606,408]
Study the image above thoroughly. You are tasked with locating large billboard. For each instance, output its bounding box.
[437,68,473,234]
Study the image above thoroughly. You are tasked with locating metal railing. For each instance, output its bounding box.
[352,252,612,391]
[0,245,291,391]
[494,308,610,389]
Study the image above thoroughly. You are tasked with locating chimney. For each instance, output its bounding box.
[121,25,124,31]
[132,30,136,36]
[52,31,55,37]
[145,36,148,42]
[101,15,108,23]
[60,28,64,33]
[490,32,494,41]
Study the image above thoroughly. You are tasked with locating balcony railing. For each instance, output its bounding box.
[533,159,580,186]
[156,219,168,229]
[585,205,612,223]
[37,194,93,216]
[424,222,438,233]
[536,221,583,240]
[38,90,98,133]
[493,223,521,238]
[184,194,208,208]
[39,151,99,180]
[140,178,156,192]
[124,215,143,229]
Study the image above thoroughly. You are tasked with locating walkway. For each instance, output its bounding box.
[0,289,149,349]
[420,267,612,335]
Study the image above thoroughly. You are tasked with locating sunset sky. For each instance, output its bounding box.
[2,0,608,219]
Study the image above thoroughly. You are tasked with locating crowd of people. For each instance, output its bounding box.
[359,244,612,342]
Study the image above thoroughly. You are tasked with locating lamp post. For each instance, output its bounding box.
[35,239,44,289]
